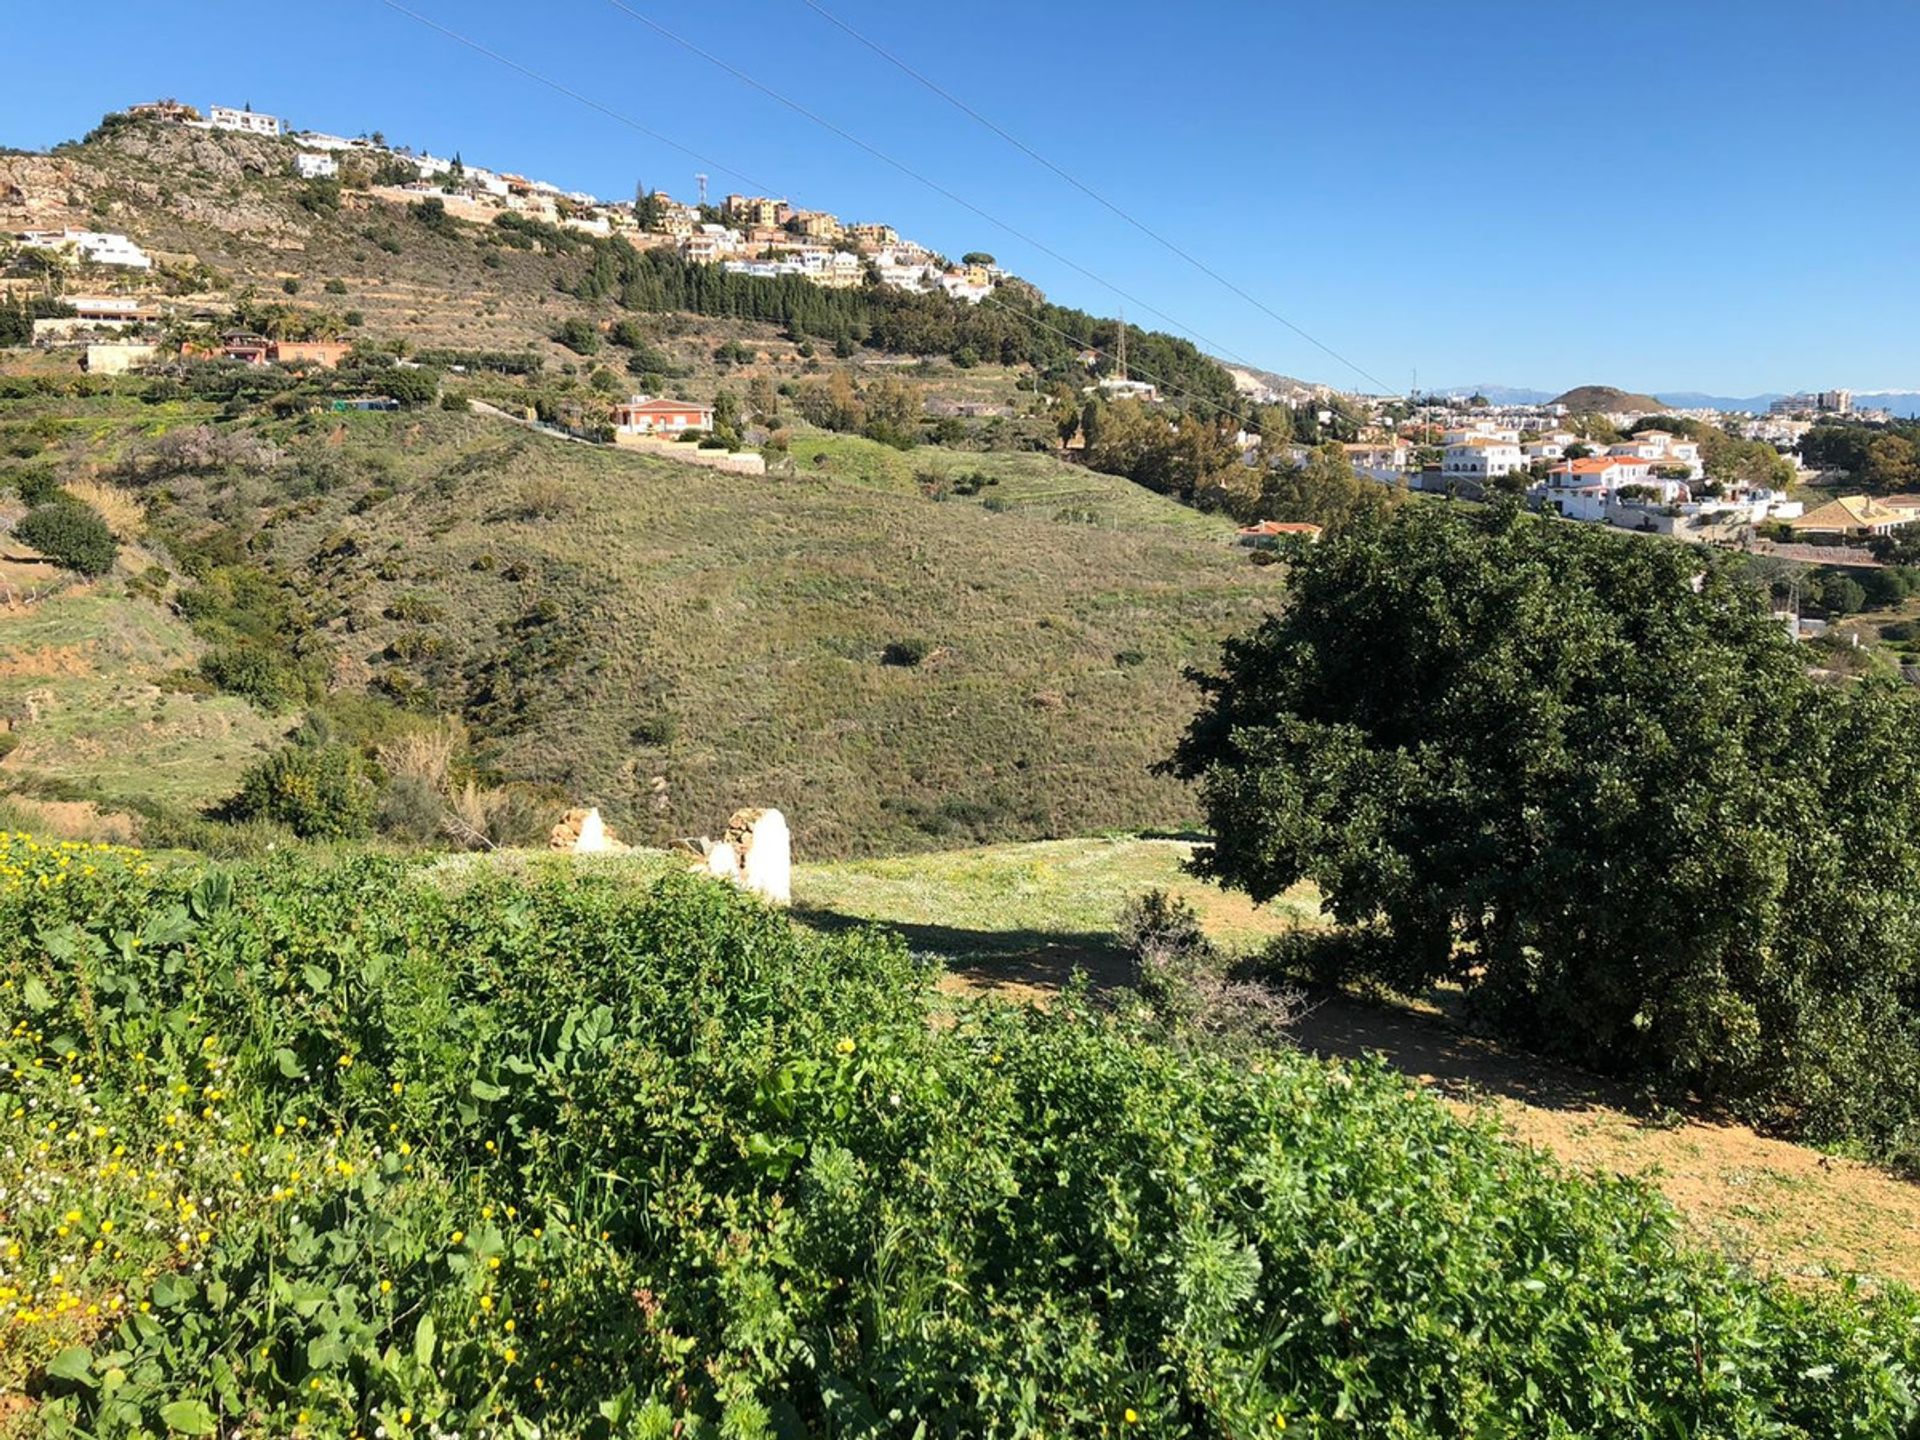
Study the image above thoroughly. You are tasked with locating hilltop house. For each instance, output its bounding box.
[722,195,785,228]
[18,228,153,270]
[294,152,338,180]
[207,105,283,137]
[612,395,714,435]
[126,99,199,124]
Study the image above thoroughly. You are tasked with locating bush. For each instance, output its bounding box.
[552,318,600,355]
[224,742,374,837]
[880,638,929,667]
[5,850,1920,1436]
[6,463,63,506]
[13,499,117,575]
[199,645,303,711]
[1172,501,1920,1161]
[324,278,349,295]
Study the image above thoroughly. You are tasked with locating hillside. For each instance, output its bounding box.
[0,388,1271,855]
[0,117,1296,855]
[1550,383,1667,413]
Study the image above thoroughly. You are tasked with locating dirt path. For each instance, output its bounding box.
[795,838,1920,1289]
[1287,996,1920,1288]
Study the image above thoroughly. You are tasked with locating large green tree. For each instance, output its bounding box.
[1170,503,1920,1156]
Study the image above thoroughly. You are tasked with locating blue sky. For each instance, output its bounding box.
[4,1,1917,395]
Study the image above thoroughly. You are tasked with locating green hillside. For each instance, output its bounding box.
[0,392,1273,854]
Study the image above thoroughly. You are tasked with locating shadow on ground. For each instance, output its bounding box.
[789,905,1132,996]
[794,901,1647,1121]
[1288,993,1642,1118]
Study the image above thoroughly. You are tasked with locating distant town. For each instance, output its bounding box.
[9,97,1920,558]
[118,98,1002,303]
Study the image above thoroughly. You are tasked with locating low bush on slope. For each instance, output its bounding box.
[3,837,1918,1437]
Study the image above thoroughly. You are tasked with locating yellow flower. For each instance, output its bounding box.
[379,1279,392,1294]
[451,1230,465,1245]
[504,1346,517,1364]
[391,1081,403,1096]
[835,1037,856,1055]
[1125,1410,1139,1426]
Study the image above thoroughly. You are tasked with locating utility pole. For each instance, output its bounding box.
[1115,307,1127,382]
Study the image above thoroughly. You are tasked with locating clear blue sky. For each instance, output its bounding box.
[4,1,1917,397]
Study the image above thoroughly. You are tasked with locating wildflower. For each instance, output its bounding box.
[835,1037,856,1055]
[391,1081,403,1096]
[380,1279,392,1294]
[451,1230,465,1245]
[1125,1410,1139,1426]
[504,1346,517,1364]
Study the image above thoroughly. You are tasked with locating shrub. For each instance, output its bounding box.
[880,638,929,667]
[324,278,349,295]
[199,645,302,711]
[6,463,63,506]
[552,317,600,355]
[1172,501,1920,1160]
[13,499,117,575]
[5,850,1920,1436]
[224,742,374,837]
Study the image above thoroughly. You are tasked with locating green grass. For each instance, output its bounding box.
[793,835,1320,986]
[0,585,287,809]
[788,434,1239,538]
[14,403,1275,856]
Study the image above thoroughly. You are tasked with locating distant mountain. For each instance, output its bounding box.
[1432,384,1556,406]
[1651,391,1783,413]
[1550,385,1665,414]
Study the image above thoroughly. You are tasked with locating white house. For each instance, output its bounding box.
[1442,437,1526,479]
[18,228,153,270]
[1609,431,1704,479]
[207,106,283,137]
[1533,456,1676,521]
[294,152,337,180]
[292,131,358,152]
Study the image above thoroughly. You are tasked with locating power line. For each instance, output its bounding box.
[597,0,1269,373]
[982,294,1286,444]
[378,0,1302,449]
[376,0,779,195]
[798,0,1397,396]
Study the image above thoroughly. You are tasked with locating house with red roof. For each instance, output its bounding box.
[612,395,714,436]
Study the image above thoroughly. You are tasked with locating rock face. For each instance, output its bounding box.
[695,807,791,906]
[548,806,627,854]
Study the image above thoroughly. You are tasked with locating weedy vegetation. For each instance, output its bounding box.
[4,837,1919,1437]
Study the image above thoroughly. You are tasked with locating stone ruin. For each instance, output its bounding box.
[548,806,628,854]
[545,803,790,907]
[692,807,791,907]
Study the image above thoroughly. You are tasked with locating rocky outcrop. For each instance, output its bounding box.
[693,807,791,906]
[548,806,627,854]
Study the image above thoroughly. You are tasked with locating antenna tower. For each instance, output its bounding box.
[1116,308,1128,381]
[696,172,708,206]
